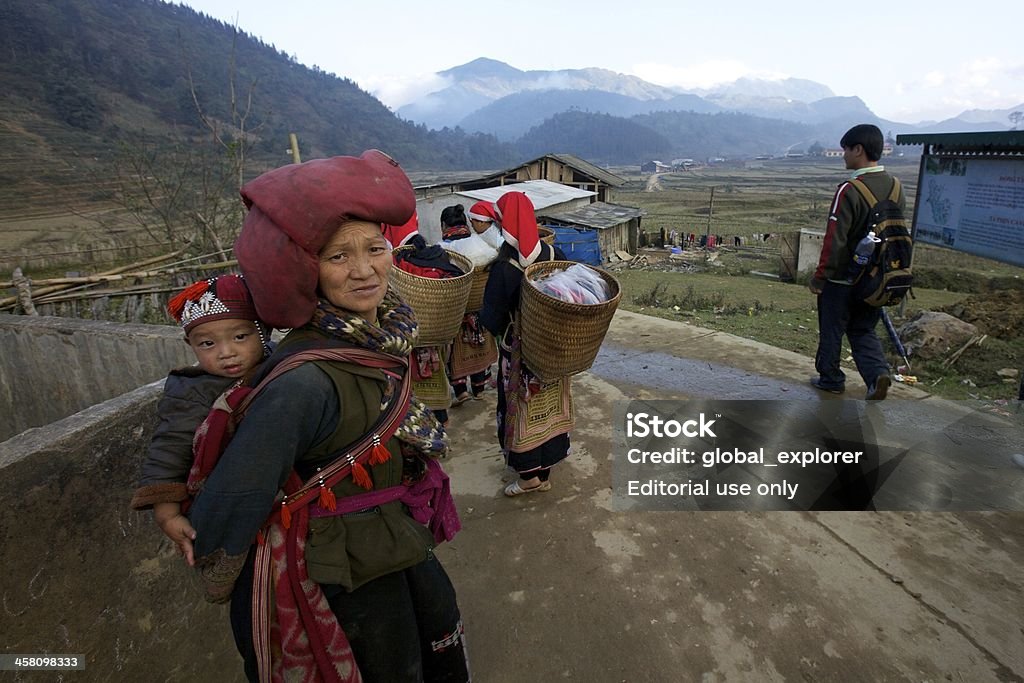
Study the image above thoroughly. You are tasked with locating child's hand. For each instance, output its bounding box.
[153,502,197,567]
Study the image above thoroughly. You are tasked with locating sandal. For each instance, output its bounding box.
[453,391,472,405]
[503,480,552,497]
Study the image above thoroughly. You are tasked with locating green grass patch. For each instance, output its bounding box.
[614,269,1020,400]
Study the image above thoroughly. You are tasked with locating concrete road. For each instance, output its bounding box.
[436,310,1023,682]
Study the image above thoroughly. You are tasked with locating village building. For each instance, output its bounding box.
[540,201,644,265]
[417,153,625,203]
[641,160,671,173]
[413,153,644,264]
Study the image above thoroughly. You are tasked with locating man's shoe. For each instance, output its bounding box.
[810,378,844,394]
[866,375,891,401]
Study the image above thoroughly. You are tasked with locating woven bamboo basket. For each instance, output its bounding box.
[518,261,621,382]
[538,226,555,245]
[466,265,491,313]
[390,246,473,345]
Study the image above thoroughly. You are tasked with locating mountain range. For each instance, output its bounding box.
[1,0,1020,220]
[398,58,1020,145]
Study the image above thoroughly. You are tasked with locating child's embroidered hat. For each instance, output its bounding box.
[168,274,260,335]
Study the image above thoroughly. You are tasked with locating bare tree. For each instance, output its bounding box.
[72,25,264,263]
[182,26,262,194]
[1010,111,1023,130]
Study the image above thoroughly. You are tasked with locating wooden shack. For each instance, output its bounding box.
[540,201,645,264]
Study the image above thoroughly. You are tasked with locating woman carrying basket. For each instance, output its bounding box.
[442,202,498,404]
[187,151,468,682]
[480,191,573,497]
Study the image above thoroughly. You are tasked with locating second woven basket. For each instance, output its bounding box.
[518,260,621,382]
[390,246,474,346]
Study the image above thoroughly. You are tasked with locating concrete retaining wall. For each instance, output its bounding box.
[0,315,194,442]
[0,380,242,680]
[798,228,826,274]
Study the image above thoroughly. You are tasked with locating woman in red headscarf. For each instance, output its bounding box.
[443,202,501,403]
[479,191,574,496]
[187,151,467,682]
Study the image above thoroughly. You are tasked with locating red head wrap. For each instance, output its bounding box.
[467,200,499,224]
[234,150,415,329]
[495,191,541,268]
[383,212,420,249]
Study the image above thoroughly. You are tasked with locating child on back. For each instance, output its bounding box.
[130,274,271,565]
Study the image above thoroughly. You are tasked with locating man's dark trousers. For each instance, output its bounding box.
[814,281,889,389]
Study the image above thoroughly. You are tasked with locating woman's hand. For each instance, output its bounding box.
[154,501,197,566]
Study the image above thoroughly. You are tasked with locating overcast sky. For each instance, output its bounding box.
[179,0,1024,125]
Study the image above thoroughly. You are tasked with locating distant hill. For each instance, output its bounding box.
[515,111,673,164]
[459,89,722,141]
[0,0,516,209]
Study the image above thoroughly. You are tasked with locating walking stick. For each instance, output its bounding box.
[880,308,911,371]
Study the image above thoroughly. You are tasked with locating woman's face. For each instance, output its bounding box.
[318,220,392,322]
[470,218,492,235]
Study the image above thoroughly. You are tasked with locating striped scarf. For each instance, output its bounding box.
[310,289,447,458]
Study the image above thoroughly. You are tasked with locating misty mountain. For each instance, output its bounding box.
[397,58,1016,141]
[908,117,1015,134]
[458,89,722,141]
[703,77,835,103]
[398,58,679,130]
[398,58,851,131]
[947,103,1023,126]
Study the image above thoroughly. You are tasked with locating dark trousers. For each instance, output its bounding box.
[451,368,490,397]
[231,551,469,682]
[814,281,889,389]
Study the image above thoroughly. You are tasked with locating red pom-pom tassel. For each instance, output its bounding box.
[281,501,292,530]
[168,280,210,321]
[351,462,373,490]
[318,483,337,511]
[369,441,391,466]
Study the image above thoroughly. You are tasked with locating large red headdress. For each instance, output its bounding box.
[234,150,415,328]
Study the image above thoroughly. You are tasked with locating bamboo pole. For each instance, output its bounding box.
[34,284,185,305]
[5,259,237,288]
[289,133,301,164]
[1,248,191,309]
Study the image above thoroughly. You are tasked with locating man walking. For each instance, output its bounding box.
[809,124,902,400]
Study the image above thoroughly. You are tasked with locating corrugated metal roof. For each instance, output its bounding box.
[544,153,627,187]
[896,131,1024,150]
[540,201,645,230]
[413,153,627,192]
[457,179,595,210]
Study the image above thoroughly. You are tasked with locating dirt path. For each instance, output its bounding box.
[436,310,1022,682]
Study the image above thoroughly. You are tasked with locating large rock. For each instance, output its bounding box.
[897,311,978,360]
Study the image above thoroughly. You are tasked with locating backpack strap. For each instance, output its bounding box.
[847,177,878,206]
[887,177,902,203]
[848,176,901,206]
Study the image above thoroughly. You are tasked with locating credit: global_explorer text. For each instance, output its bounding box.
[625,447,864,467]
